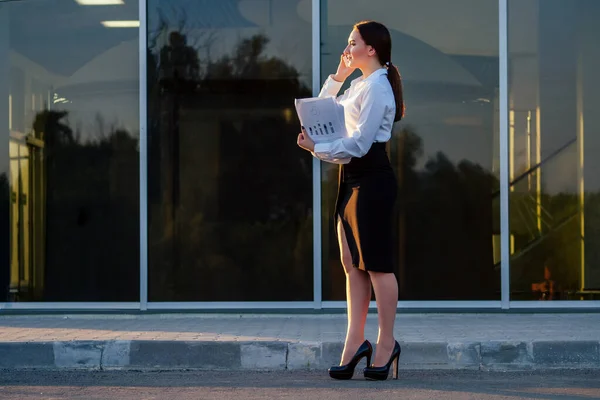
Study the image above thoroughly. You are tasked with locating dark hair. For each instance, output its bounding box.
[354,20,405,122]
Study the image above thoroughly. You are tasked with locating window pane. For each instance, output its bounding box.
[509,0,600,300]
[147,0,313,301]
[320,0,500,300]
[0,0,140,301]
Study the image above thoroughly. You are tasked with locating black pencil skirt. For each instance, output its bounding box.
[334,142,397,273]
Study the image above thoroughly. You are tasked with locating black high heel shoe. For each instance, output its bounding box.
[328,340,373,380]
[363,340,401,381]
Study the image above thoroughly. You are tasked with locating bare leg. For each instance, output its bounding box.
[368,271,398,366]
[337,220,371,365]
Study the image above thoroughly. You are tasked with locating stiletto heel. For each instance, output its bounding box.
[363,340,401,381]
[328,340,373,380]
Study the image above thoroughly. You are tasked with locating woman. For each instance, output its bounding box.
[297,20,404,381]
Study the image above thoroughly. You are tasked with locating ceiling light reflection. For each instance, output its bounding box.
[101,20,140,28]
[76,0,124,5]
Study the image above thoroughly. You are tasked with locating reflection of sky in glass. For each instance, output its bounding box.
[148,0,312,85]
[321,0,499,56]
[7,0,138,76]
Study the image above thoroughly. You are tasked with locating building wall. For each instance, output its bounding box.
[1,0,599,308]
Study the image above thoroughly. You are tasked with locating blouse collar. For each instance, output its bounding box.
[350,67,388,86]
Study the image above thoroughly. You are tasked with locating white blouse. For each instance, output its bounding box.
[312,68,396,164]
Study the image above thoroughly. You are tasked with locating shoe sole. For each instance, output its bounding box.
[364,375,387,381]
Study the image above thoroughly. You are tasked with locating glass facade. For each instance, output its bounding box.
[146,0,313,301]
[0,0,140,302]
[0,0,598,309]
[320,0,500,301]
[508,0,600,301]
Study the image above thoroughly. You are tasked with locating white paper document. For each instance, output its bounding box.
[294,97,346,144]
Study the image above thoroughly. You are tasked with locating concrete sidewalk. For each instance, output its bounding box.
[0,313,599,371]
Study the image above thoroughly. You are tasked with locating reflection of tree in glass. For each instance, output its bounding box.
[387,125,501,300]
[159,31,200,82]
[147,27,313,301]
[29,110,139,301]
[206,34,305,83]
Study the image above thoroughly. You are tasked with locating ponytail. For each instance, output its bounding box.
[353,20,404,121]
[387,61,404,122]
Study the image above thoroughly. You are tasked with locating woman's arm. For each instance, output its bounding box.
[318,75,344,98]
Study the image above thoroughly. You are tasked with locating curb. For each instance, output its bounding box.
[0,340,599,371]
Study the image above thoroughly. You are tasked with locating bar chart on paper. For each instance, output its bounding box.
[294,97,346,144]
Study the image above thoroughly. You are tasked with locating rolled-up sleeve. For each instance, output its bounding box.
[313,83,388,161]
[318,75,344,98]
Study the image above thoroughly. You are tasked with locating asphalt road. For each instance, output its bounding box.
[1,369,600,400]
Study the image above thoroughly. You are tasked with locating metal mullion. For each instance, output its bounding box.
[311,0,322,310]
[499,0,510,310]
[139,0,148,311]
